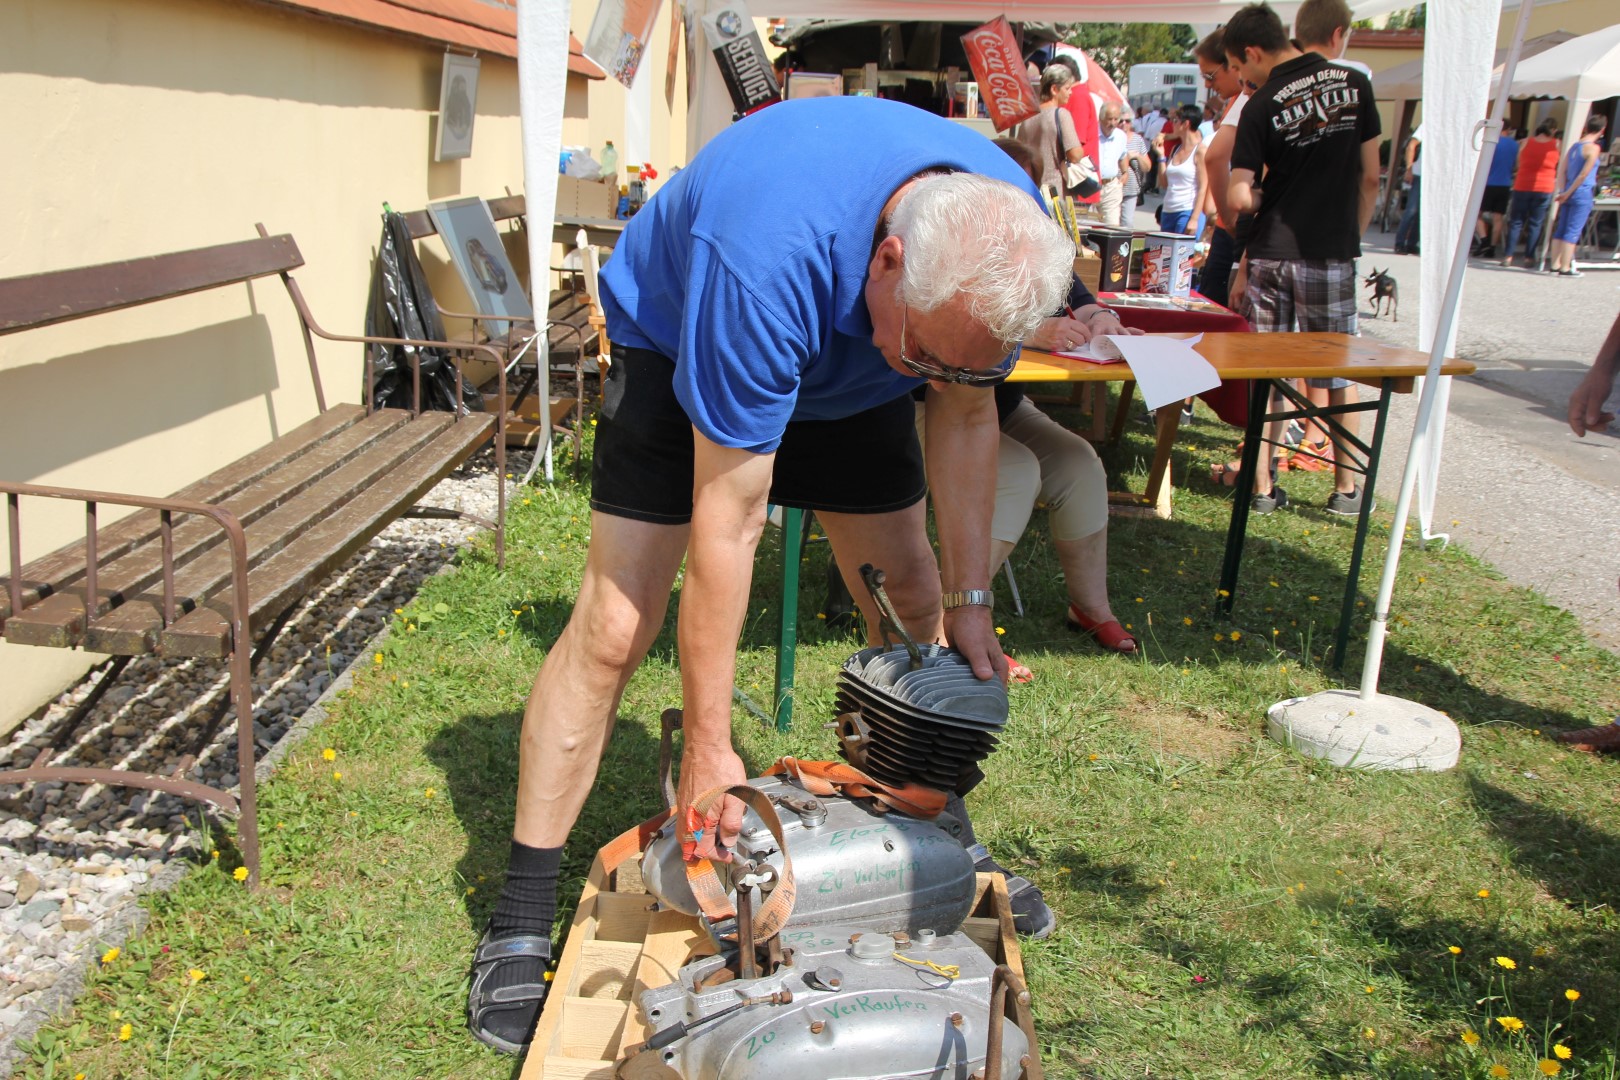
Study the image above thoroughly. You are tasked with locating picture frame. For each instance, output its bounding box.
[435,53,481,162]
[427,197,532,322]
[785,70,842,100]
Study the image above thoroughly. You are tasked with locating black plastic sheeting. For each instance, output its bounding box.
[364,211,484,414]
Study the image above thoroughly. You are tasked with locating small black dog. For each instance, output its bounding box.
[1363,267,1398,321]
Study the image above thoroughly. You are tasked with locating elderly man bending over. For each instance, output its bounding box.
[465,96,1075,1054]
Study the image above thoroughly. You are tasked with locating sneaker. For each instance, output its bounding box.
[1252,485,1289,514]
[969,846,1056,939]
[1325,487,1369,516]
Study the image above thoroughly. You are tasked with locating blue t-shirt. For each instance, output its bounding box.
[598,97,1040,453]
[1488,135,1518,187]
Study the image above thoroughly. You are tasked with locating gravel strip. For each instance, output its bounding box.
[0,446,526,1075]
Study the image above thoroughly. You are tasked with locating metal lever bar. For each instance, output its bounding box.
[858,563,923,670]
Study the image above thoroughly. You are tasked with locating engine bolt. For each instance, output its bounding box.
[810,1021,826,1034]
[949,1012,964,1028]
[849,933,862,943]
[892,931,911,946]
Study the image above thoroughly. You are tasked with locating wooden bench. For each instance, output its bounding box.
[0,225,507,884]
[400,196,607,472]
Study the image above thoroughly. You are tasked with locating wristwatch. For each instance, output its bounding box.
[941,589,994,610]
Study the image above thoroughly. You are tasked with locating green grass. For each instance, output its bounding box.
[18,397,1620,1080]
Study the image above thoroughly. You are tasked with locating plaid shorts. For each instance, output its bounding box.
[1244,258,1358,389]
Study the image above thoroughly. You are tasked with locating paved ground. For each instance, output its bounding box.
[1344,227,1620,654]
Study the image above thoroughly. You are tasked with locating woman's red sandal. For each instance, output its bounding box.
[1066,604,1137,653]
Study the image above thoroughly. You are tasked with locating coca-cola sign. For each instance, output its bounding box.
[959,17,1038,132]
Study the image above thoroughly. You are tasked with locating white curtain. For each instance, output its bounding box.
[1413,0,1496,542]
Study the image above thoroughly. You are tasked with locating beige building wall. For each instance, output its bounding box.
[0,0,536,732]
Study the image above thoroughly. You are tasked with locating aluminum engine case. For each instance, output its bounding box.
[635,927,1028,1080]
[640,775,976,938]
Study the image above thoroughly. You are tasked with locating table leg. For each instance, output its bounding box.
[1144,405,1181,518]
[773,507,804,732]
[1331,383,1392,671]
[1109,381,1137,445]
[1218,379,1272,616]
[1090,384,1108,442]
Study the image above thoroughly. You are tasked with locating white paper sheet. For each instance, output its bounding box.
[1095,333,1219,412]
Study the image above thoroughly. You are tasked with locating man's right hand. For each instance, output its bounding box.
[677,743,748,863]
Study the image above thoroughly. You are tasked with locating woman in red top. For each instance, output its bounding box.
[1500,118,1561,267]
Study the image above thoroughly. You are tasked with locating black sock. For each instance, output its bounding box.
[491,839,563,940]
[476,841,563,1048]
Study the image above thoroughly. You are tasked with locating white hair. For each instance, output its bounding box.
[889,173,1073,346]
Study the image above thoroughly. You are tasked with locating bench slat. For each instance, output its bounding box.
[162,415,497,656]
[0,405,367,625]
[0,235,304,335]
[1,410,411,647]
[74,413,463,656]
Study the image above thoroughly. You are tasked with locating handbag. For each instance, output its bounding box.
[1056,115,1101,198]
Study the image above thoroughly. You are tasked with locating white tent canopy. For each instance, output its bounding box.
[1491,21,1620,100]
[1373,29,1573,101]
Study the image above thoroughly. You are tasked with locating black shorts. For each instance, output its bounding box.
[590,345,928,525]
[1482,185,1511,214]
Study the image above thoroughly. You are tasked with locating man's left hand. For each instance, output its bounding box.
[943,604,1008,684]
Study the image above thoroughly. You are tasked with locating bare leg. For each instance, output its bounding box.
[1303,381,1331,446]
[1327,385,1360,494]
[817,501,942,648]
[1054,526,1118,627]
[514,512,690,847]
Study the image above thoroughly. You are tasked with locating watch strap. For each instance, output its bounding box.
[941,589,994,610]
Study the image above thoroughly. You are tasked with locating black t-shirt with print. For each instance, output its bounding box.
[1231,52,1380,261]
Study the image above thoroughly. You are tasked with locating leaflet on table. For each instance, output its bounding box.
[1057,334,1220,411]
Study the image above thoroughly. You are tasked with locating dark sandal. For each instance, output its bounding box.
[468,929,554,1054]
[1066,604,1137,653]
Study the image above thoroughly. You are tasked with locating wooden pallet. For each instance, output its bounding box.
[520,824,1042,1080]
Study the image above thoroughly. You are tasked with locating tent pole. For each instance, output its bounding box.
[1359,0,1537,699]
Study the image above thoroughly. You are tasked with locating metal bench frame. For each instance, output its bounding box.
[0,224,507,884]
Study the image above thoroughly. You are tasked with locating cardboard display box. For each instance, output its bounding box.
[1142,232,1197,298]
[556,175,619,221]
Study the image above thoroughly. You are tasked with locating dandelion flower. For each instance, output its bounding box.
[1363,1027,1376,1040]
[1495,956,1517,970]
[188,968,206,982]
[1539,1060,1563,1076]
[1489,1067,1509,1080]
[1229,631,1241,642]
[425,787,436,799]
[211,850,219,860]
[1554,1045,1572,1060]
[373,652,383,665]
[101,947,120,965]
[1497,1016,1525,1032]
[995,626,1006,636]
[1364,984,1375,994]
[233,866,249,882]
[1477,888,1491,898]
[1449,946,1462,955]
[1461,1030,1480,1046]
[119,1023,133,1041]
[1183,617,1193,626]
[333,770,343,781]
[322,748,337,762]
[1565,988,1580,1002]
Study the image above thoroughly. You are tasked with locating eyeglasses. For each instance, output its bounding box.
[898,306,1018,386]
[1201,70,1219,84]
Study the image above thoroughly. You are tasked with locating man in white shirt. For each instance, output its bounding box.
[1095,103,1131,226]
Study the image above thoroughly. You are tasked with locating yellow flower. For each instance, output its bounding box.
[1495,956,1517,970]
[210,849,219,860]
[1497,1015,1525,1032]
[188,968,206,982]
[425,787,436,799]
[1565,988,1580,1002]
[333,770,343,781]
[1308,595,1319,602]
[118,1022,133,1041]
[1183,617,1193,626]
[1477,888,1491,898]
[1554,1045,1572,1060]
[101,947,121,965]
[1229,631,1241,642]
[1489,1066,1509,1080]
[1087,753,1099,761]
[512,609,522,616]
[1461,1030,1480,1046]
[1448,946,1462,955]
[1539,1060,1563,1076]
[373,652,383,664]
[322,747,336,762]
[1364,984,1375,994]
[994,626,1006,635]
[1362,1027,1376,1040]
[1217,589,1230,598]
[233,866,249,882]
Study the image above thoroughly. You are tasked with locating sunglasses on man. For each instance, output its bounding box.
[898,306,1019,386]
